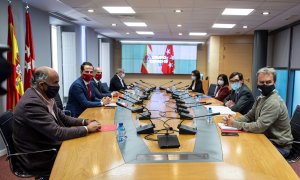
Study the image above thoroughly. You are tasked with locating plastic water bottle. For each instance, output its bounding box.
[134,87,139,95]
[207,107,213,124]
[117,123,126,143]
[195,95,201,106]
[136,117,141,128]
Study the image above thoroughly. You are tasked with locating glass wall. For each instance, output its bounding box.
[275,69,288,103]
[292,71,300,114]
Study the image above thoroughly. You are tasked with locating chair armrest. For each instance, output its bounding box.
[6,148,57,160]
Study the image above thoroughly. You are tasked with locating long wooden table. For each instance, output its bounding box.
[50,91,298,179]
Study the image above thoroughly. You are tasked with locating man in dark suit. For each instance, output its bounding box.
[224,72,255,115]
[66,62,111,117]
[91,67,118,99]
[109,68,128,91]
[13,66,101,175]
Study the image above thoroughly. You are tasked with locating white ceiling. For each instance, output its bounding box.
[28,0,300,41]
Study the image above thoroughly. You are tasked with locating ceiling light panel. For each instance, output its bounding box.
[189,32,207,36]
[136,31,154,35]
[212,23,236,28]
[124,22,147,27]
[222,8,254,16]
[102,6,135,14]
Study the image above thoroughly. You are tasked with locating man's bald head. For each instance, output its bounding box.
[31,66,58,88]
[93,67,102,75]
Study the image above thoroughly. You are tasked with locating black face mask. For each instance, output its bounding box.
[44,83,60,99]
[257,84,275,96]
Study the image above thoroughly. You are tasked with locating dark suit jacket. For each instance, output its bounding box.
[109,74,127,91]
[214,85,230,101]
[91,78,112,99]
[224,84,255,115]
[66,77,101,117]
[13,88,87,174]
[187,79,204,93]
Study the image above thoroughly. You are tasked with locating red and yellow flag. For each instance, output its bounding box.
[24,9,36,91]
[140,44,152,74]
[6,4,24,110]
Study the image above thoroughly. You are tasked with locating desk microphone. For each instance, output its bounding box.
[158,80,173,90]
[139,80,156,90]
[116,101,144,113]
[118,91,144,104]
[116,102,155,134]
[177,112,221,134]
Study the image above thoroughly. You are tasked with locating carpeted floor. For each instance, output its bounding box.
[1,155,300,179]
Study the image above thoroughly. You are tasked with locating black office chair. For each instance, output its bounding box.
[207,84,217,97]
[0,111,57,178]
[287,105,300,163]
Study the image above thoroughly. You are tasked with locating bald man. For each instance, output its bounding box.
[13,66,101,175]
[91,67,118,99]
[109,68,128,91]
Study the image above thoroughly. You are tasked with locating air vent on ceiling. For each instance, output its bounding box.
[49,11,77,22]
[83,17,91,21]
[119,15,135,19]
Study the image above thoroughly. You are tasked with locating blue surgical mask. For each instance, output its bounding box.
[231,82,241,91]
[191,76,196,80]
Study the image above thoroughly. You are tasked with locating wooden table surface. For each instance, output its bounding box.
[50,92,298,180]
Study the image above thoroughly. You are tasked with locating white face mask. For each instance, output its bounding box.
[121,73,125,78]
[191,76,196,80]
[218,80,224,86]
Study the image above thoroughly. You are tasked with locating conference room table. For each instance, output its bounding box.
[50,90,298,180]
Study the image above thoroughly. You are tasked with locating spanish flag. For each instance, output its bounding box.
[6,4,24,110]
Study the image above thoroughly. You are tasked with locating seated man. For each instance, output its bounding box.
[13,66,101,175]
[109,68,128,91]
[66,62,111,117]
[223,67,293,157]
[224,72,254,115]
[91,67,117,99]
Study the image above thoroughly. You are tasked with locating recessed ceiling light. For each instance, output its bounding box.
[88,9,94,13]
[112,23,117,26]
[189,32,207,36]
[124,22,147,27]
[136,31,154,35]
[222,8,254,16]
[126,32,130,35]
[174,9,183,13]
[262,11,270,15]
[212,23,236,28]
[243,25,248,29]
[120,40,203,45]
[177,24,182,27]
[178,33,182,36]
[102,6,135,14]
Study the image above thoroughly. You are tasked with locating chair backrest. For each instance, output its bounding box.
[0,111,15,155]
[207,84,217,97]
[102,82,109,92]
[291,105,300,152]
[0,111,31,177]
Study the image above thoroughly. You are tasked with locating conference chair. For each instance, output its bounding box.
[0,111,57,178]
[54,94,71,116]
[287,105,300,163]
[207,84,217,97]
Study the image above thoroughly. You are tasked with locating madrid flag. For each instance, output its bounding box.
[161,45,175,74]
[24,10,36,91]
[7,4,24,110]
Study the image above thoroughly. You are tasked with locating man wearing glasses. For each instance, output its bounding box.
[224,72,254,114]
[223,67,292,157]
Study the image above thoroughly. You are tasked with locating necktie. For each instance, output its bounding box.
[87,83,91,100]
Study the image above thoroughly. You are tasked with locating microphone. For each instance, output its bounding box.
[177,112,221,134]
[116,101,144,113]
[177,85,190,90]
[118,91,144,104]
[158,80,173,90]
[119,96,140,105]
[166,82,182,93]
[140,80,156,90]
[136,111,156,134]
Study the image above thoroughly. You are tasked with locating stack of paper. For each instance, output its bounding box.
[205,106,236,115]
[105,103,117,107]
[218,123,242,133]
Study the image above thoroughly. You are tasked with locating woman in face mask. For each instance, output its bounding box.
[214,74,230,101]
[187,70,204,93]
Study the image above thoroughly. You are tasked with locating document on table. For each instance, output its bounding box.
[205,106,236,115]
[218,123,243,133]
[105,103,117,107]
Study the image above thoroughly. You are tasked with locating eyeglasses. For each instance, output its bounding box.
[229,79,240,83]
